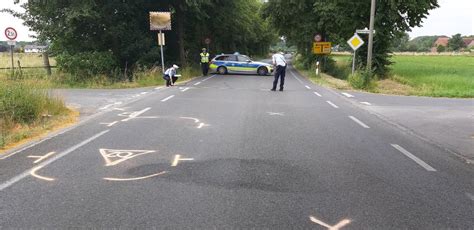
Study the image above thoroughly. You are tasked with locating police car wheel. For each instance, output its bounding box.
[257,67,268,76]
[217,66,227,74]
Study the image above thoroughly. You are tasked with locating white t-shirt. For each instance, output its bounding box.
[165,67,177,77]
[272,53,286,67]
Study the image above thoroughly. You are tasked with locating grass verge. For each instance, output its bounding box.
[0,80,76,152]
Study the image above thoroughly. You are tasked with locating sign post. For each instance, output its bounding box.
[347,33,364,75]
[5,27,18,77]
[150,12,171,74]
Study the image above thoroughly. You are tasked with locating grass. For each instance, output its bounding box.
[0,80,74,151]
[328,54,474,98]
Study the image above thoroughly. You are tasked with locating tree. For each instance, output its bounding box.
[391,32,410,52]
[448,34,465,51]
[4,0,274,79]
[263,0,439,76]
[436,45,446,53]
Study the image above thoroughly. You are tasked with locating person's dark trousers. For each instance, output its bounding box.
[201,63,209,76]
[272,65,287,90]
[163,74,172,87]
[172,76,178,85]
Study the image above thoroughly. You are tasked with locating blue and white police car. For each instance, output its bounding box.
[209,53,273,75]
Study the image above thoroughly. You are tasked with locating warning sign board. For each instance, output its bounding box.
[313,42,332,55]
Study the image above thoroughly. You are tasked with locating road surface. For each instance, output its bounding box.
[1,67,473,229]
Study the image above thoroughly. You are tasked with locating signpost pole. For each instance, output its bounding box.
[367,0,376,71]
[159,30,165,74]
[10,45,14,77]
[352,50,356,75]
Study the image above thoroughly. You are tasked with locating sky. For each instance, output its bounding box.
[0,0,473,41]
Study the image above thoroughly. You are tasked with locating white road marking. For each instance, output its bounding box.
[141,92,148,95]
[466,192,474,201]
[194,82,201,86]
[27,151,56,164]
[171,154,194,167]
[197,123,209,129]
[360,102,372,105]
[181,87,190,92]
[290,71,305,85]
[391,144,437,171]
[202,75,215,82]
[341,92,354,98]
[104,171,167,181]
[267,112,284,116]
[326,101,339,108]
[161,95,175,102]
[348,116,370,129]
[180,117,200,123]
[314,91,322,97]
[100,121,119,127]
[30,166,55,181]
[0,130,109,191]
[155,86,163,90]
[121,107,151,122]
[305,85,311,89]
[309,216,351,230]
[99,104,114,110]
[0,127,72,160]
[100,149,155,166]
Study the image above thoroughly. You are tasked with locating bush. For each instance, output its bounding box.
[56,51,117,80]
[349,70,376,90]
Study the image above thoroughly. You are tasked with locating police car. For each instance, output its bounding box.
[209,53,273,75]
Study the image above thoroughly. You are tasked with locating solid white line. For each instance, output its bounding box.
[342,92,354,98]
[313,92,322,97]
[348,116,370,128]
[161,95,175,102]
[391,144,437,171]
[0,130,109,191]
[360,102,372,105]
[326,101,339,108]
[305,85,311,89]
[290,71,305,85]
[194,82,201,86]
[202,75,215,82]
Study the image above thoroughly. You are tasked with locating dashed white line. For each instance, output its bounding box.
[194,82,201,86]
[391,144,437,172]
[161,95,175,102]
[100,121,119,127]
[342,92,354,98]
[290,71,305,84]
[181,87,190,92]
[305,85,311,89]
[360,102,372,106]
[0,130,109,191]
[140,92,148,95]
[348,116,370,128]
[121,108,151,122]
[326,101,339,108]
[313,91,322,97]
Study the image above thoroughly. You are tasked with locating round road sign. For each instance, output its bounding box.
[314,34,322,42]
[5,27,18,40]
[204,38,211,45]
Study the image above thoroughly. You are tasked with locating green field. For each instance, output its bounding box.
[332,54,474,98]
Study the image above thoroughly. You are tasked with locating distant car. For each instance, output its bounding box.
[209,54,273,75]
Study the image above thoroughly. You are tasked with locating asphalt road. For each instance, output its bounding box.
[0,67,473,229]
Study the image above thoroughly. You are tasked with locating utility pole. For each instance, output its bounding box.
[366,0,376,71]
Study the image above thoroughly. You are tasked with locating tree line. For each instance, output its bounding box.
[7,0,276,80]
[262,0,439,76]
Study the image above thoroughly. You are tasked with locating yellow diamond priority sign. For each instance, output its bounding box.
[347,34,364,51]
